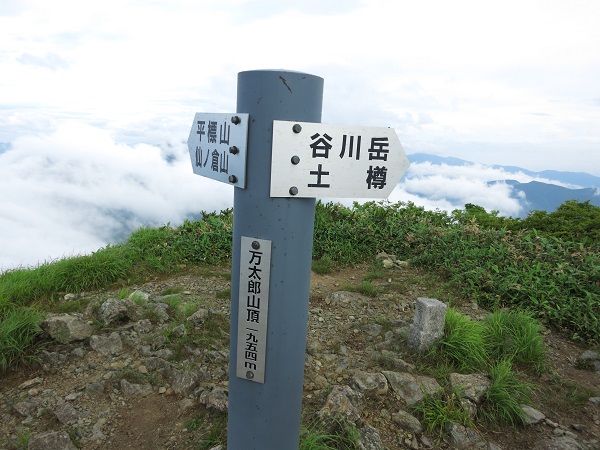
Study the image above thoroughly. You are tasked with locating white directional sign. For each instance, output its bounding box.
[187,113,249,188]
[270,121,409,198]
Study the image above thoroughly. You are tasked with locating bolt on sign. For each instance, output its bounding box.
[187,113,249,188]
[270,121,410,198]
[236,237,272,384]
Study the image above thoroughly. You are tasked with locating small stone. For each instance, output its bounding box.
[28,431,77,450]
[19,377,43,390]
[90,332,123,355]
[85,382,105,396]
[392,409,423,434]
[521,405,545,425]
[120,379,152,397]
[544,418,559,428]
[65,392,81,401]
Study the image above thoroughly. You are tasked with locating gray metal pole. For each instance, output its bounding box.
[227,70,324,449]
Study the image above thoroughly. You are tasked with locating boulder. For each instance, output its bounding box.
[41,314,92,344]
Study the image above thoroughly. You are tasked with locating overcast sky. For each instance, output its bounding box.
[1,0,600,271]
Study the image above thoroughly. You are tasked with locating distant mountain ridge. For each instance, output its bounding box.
[408,153,600,189]
[406,153,600,217]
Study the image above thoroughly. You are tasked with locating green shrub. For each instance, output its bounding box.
[299,417,359,450]
[427,308,487,373]
[412,389,474,436]
[0,307,43,371]
[479,359,532,426]
[483,310,546,372]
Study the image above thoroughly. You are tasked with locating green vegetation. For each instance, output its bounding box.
[483,310,546,373]
[426,308,487,373]
[0,200,598,372]
[299,418,359,450]
[186,411,227,450]
[479,359,533,426]
[412,389,474,435]
[414,308,544,431]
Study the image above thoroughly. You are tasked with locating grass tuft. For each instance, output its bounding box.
[478,359,533,426]
[483,310,546,372]
[426,308,487,373]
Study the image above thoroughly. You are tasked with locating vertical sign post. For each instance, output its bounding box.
[228,70,324,449]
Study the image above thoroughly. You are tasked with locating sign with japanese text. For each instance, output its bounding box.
[236,236,271,383]
[187,113,249,188]
[270,121,409,198]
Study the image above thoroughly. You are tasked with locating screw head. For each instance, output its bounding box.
[291,155,300,165]
[251,241,260,250]
[246,371,254,379]
[231,116,241,125]
[229,146,239,154]
[289,186,298,196]
[228,175,238,183]
[292,124,302,133]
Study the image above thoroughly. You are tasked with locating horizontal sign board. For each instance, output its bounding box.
[187,113,249,188]
[270,120,409,198]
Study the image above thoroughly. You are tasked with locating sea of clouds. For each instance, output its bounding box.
[0,123,583,272]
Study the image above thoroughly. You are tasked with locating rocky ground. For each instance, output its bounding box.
[0,261,599,450]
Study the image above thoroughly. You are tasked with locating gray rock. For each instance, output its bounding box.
[28,431,77,450]
[533,435,586,450]
[19,377,43,390]
[129,290,150,301]
[133,319,153,334]
[172,370,199,396]
[446,421,488,449]
[408,297,447,352]
[326,291,367,305]
[350,370,388,397]
[178,398,196,414]
[357,424,385,450]
[382,371,442,406]
[40,351,68,367]
[171,324,186,338]
[449,373,491,403]
[84,382,105,396]
[90,417,107,441]
[318,385,363,426]
[198,387,229,412]
[41,314,93,344]
[187,308,209,326]
[54,402,80,425]
[362,323,383,337]
[89,332,123,355]
[120,379,152,397]
[391,409,423,434]
[521,404,546,425]
[144,356,172,372]
[370,350,416,372]
[96,298,132,326]
[13,400,36,417]
[152,303,170,322]
[578,350,599,362]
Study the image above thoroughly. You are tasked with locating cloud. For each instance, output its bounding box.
[17,52,69,70]
[0,122,233,271]
[387,161,589,218]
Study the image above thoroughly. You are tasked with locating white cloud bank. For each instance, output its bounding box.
[1,121,596,272]
[0,123,233,271]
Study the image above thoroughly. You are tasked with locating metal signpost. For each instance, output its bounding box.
[187,69,409,450]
